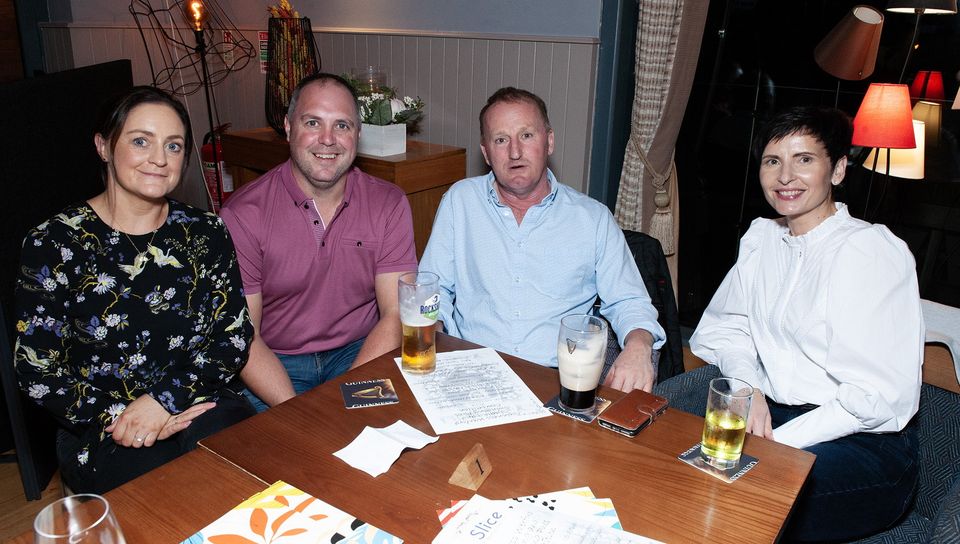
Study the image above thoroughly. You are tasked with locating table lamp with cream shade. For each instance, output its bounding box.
[863,119,926,180]
[813,6,884,106]
[853,83,918,216]
[912,100,941,147]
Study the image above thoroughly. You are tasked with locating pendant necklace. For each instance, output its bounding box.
[111,206,164,280]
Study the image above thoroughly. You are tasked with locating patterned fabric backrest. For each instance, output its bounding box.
[915,383,960,520]
[928,477,960,543]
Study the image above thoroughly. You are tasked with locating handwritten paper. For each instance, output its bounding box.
[432,494,661,544]
[396,348,551,434]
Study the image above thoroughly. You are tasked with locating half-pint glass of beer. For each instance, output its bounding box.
[557,314,608,413]
[701,377,754,469]
[399,271,439,373]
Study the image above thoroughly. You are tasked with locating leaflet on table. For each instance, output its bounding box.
[181,480,402,543]
[438,487,624,531]
[395,348,551,434]
[432,494,661,544]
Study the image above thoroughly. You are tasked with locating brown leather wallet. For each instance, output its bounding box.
[597,389,669,437]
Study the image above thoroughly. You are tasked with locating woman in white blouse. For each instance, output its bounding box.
[688,107,923,542]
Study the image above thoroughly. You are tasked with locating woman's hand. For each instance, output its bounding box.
[106,395,216,448]
[157,402,216,440]
[746,389,774,439]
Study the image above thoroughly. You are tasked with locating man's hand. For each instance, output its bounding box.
[106,395,216,448]
[746,389,773,439]
[602,329,655,393]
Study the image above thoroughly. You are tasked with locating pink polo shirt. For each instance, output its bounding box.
[220,161,417,354]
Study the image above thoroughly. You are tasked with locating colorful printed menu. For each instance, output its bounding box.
[181,481,402,543]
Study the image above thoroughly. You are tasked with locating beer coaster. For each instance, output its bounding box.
[340,379,400,409]
[543,395,611,423]
[678,443,759,483]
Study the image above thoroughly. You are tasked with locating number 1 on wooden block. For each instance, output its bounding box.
[448,443,492,491]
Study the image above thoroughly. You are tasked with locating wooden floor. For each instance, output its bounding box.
[0,453,62,542]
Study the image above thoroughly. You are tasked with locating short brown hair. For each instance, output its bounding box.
[479,87,551,136]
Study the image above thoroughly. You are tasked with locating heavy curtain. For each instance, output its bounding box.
[614,0,709,288]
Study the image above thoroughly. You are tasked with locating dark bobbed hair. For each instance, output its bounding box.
[96,86,194,177]
[286,72,360,123]
[479,87,551,137]
[755,106,852,168]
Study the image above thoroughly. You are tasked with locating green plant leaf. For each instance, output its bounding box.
[367,100,394,125]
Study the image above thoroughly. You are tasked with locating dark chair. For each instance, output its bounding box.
[854,344,960,543]
[602,230,683,383]
[0,59,133,499]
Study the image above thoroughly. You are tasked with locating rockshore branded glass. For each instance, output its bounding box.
[701,377,754,470]
[557,314,608,413]
[399,271,439,374]
[34,494,126,543]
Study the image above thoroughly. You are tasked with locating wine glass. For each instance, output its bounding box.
[34,494,126,543]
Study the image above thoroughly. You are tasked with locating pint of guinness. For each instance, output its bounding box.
[557,314,607,413]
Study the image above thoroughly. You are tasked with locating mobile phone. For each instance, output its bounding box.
[597,389,669,437]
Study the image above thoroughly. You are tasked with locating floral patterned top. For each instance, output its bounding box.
[14,199,252,470]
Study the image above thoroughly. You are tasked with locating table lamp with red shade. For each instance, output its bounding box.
[852,83,918,217]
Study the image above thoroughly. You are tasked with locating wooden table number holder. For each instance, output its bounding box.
[448,443,492,491]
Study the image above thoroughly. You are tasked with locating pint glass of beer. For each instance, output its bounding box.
[701,377,754,469]
[557,314,608,413]
[399,271,440,373]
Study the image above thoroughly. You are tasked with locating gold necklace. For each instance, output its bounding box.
[122,229,158,256]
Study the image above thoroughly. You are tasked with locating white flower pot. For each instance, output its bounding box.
[358,123,407,156]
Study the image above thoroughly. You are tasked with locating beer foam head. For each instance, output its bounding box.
[401,308,436,326]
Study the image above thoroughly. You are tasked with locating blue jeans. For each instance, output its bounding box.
[244,337,364,413]
[768,401,919,542]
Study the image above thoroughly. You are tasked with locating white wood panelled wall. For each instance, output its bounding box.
[41,23,599,209]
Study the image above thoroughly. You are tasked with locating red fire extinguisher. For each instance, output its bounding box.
[202,126,234,213]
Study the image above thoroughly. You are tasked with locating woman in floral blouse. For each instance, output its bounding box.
[14,86,254,493]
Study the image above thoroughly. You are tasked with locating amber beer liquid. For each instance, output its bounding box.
[700,377,753,470]
[701,408,747,469]
[401,320,436,373]
[398,271,440,374]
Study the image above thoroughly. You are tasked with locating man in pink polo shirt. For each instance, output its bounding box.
[220,73,417,411]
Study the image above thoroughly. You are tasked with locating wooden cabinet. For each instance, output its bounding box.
[220,127,466,257]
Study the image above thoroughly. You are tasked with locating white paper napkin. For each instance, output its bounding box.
[333,420,438,477]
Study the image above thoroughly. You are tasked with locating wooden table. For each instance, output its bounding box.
[220,128,466,257]
[198,334,815,543]
[9,448,268,543]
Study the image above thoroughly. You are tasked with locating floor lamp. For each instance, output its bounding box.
[814,6,884,107]
[184,1,223,210]
[852,83,917,219]
[886,0,958,83]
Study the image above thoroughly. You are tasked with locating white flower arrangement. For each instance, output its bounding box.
[343,74,425,130]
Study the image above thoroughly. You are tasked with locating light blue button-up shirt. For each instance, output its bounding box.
[419,170,665,367]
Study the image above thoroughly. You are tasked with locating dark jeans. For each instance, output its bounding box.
[768,400,919,542]
[243,337,364,413]
[58,387,255,494]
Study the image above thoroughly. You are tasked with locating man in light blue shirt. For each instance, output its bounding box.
[419,87,665,392]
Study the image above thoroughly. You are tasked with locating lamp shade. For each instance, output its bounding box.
[852,83,917,149]
[910,71,945,100]
[863,120,925,179]
[814,6,884,80]
[887,0,958,13]
[953,87,960,110]
[912,100,941,147]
